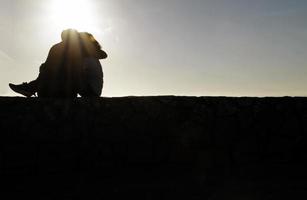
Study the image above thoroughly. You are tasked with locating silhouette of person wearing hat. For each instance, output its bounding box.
[9,29,107,98]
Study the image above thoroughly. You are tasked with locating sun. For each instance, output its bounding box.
[49,0,98,32]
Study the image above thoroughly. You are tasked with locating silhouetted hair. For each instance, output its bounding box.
[61,29,79,42]
[79,32,107,59]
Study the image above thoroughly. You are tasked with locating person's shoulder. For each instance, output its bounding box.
[50,42,64,51]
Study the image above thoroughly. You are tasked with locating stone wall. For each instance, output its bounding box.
[0,96,307,199]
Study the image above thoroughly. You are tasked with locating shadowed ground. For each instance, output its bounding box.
[0,96,307,199]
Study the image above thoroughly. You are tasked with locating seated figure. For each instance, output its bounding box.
[9,29,107,98]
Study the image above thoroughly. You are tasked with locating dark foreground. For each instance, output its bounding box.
[0,96,307,199]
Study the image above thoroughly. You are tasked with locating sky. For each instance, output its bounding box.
[0,0,307,97]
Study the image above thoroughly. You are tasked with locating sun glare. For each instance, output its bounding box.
[49,0,98,32]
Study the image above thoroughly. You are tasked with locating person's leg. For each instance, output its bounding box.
[36,63,72,98]
[78,58,103,98]
[37,65,78,98]
[9,79,38,97]
[8,63,48,97]
[78,87,99,98]
[78,78,103,98]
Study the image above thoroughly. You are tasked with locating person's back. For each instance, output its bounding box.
[37,42,68,97]
[38,29,83,98]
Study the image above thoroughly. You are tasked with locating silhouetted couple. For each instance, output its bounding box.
[9,29,107,98]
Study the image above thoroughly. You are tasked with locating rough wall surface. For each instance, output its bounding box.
[0,96,307,199]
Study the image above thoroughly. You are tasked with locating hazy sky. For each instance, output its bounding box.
[0,0,307,97]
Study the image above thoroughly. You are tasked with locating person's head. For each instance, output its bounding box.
[79,32,107,59]
[61,29,79,42]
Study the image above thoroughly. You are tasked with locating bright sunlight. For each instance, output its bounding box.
[49,0,98,32]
